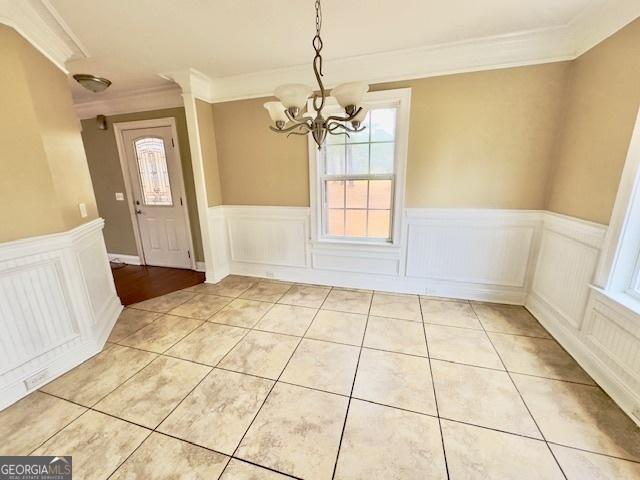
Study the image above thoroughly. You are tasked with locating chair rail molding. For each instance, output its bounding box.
[0,218,122,410]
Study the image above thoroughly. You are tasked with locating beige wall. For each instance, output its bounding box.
[207,63,569,210]
[211,97,309,206]
[545,19,640,224]
[195,99,223,206]
[81,108,205,261]
[0,26,98,243]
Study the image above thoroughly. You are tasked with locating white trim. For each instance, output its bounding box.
[74,85,183,120]
[112,117,197,270]
[308,88,411,248]
[195,261,206,272]
[595,107,640,290]
[107,253,141,265]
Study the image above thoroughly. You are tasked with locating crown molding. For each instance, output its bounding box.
[570,0,640,56]
[0,0,75,72]
[160,68,215,102]
[74,85,183,119]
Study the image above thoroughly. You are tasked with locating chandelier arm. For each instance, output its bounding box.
[325,106,363,124]
[270,122,312,134]
[326,119,365,133]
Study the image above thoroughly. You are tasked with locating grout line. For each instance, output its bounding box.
[330,287,373,479]
[219,287,332,479]
[470,302,569,480]
[420,295,451,480]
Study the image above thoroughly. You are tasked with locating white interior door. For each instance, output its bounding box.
[122,126,192,269]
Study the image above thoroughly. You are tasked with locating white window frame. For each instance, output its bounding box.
[308,88,411,247]
[594,106,640,311]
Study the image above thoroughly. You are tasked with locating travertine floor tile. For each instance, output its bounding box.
[220,459,291,479]
[472,303,550,338]
[321,289,372,314]
[425,324,503,369]
[131,290,196,313]
[280,339,360,395]
[219,330,300,379]
[111,432,229,479]
[420,298,482,330]
[32,410,149,480]
[255,304,317,336]
[41,345,157,406]
[168,293,231,319]
[278,284,330,308]
[158,369,273,455]
[108,308,161,342]
[240,282,291,302]
[166,322,248,365]
[212,298,273,328]
[513,374,640,461]
[353,348,436,415]
[0,392,86,455]
[550,444,640,480]
[370,293,422,322]
[334,400,447,480]
[442,420,564,479]
[305,310,367,346]
[237,383,348,480]
[432,360,541,438]
[119,314,202,353]
[186,277,255,298]
[364,316,427,356]
[489,332,594,384]
[94,356,210,428]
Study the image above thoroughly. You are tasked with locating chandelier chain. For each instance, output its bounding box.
[312,0,325,112]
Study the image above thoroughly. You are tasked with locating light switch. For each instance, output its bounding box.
[79,203,88,218]
[115,192,125,201]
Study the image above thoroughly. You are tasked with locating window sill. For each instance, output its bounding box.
[311,238,402,251]
[589,285,640,317]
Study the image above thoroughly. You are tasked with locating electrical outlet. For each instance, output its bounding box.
[115,192,124,201]
[265,271,275,278]
[24,369,49,390]
[79,202,88,218]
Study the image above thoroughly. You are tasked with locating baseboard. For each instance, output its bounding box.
[195,261,206,272]
[108,253,141,265]
[527,291,640,427]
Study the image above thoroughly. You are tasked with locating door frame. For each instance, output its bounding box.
[113,117,197,270]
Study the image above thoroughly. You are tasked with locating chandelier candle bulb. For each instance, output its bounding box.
[265,0,369,148]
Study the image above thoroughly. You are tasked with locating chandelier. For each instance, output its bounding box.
[264,0,369,149]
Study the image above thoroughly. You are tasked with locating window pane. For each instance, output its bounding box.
[345,209,367,237]
[326,181,344,208]
[325,145,345,174]
[134,137,173,206]
[346,144,369,174]
[327,209,345,236]
[327,123,346,144]
[347,111,370,144]
[368,210,390,238]
[345,180,368,208]
[370,108,396,142]
[369,180,392,209]
[370,143,395,174]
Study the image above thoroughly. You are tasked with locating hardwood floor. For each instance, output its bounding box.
[111,263,205,306]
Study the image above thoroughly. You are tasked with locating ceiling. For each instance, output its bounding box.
[4,0,639,103]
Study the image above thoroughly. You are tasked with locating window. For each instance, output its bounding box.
[134,137,173,206]
[311,89,410,245]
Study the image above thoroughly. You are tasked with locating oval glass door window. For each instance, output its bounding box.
[134,137,173,206]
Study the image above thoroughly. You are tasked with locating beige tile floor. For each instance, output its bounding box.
[2,275,640,479]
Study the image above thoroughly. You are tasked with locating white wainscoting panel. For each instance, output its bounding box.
[214,206,542,301]
[225,206,309,268]
[527,212,640,425]
[0,219,122,410]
